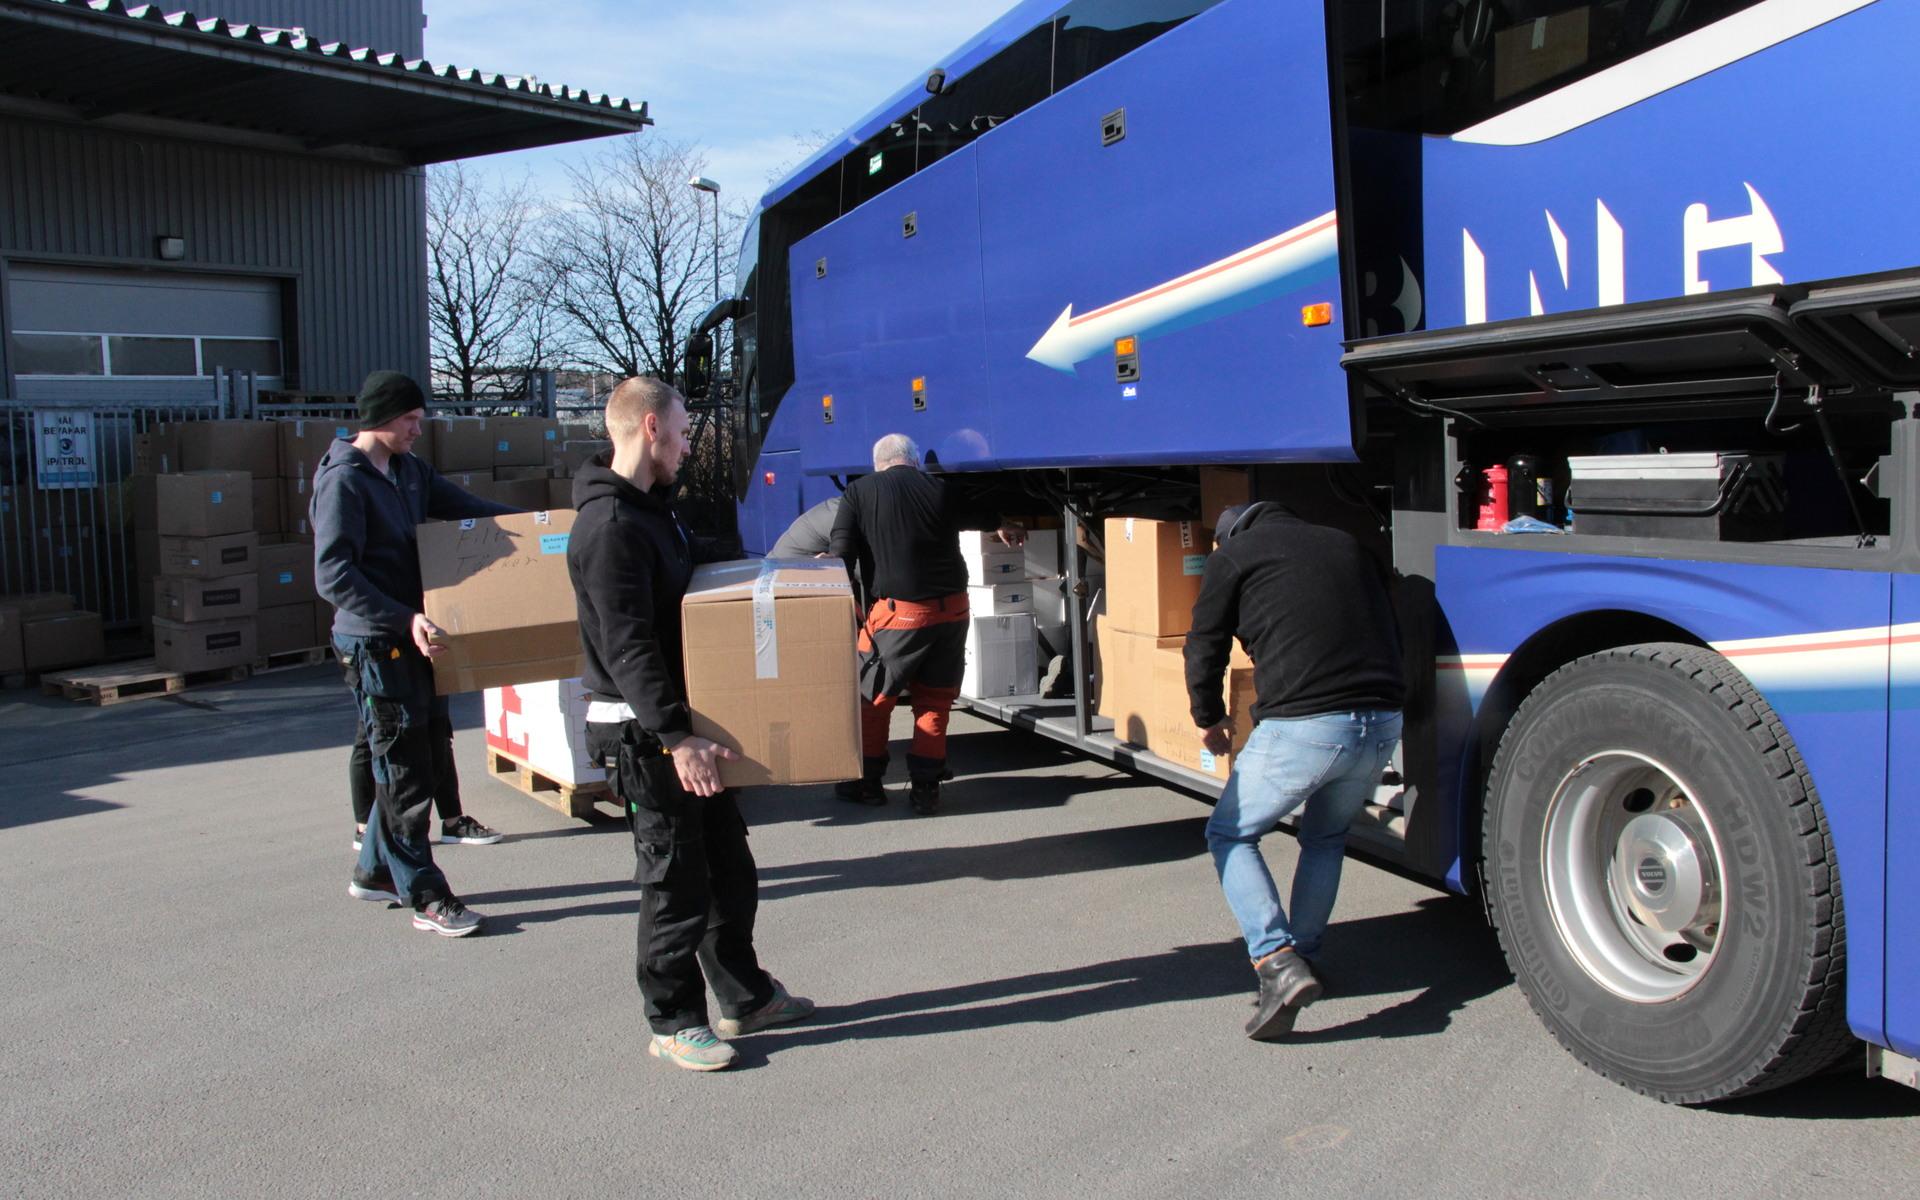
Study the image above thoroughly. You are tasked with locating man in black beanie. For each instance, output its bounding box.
[313,370,517,937]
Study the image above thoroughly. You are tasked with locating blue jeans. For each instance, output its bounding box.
[336,633,450,909]
[1206,710,1402,960]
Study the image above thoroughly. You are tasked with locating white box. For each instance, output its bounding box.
[968,582,1035,615]
[963,613,1039,698]
[483,677,606,786]
[960,529,1064,583]
[1019,529,1061,580]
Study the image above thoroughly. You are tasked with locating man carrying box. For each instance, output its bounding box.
[1185,502,1405,1039]
[314,370,518,938]
[827,434,1021,814]
[569,376,813,1073]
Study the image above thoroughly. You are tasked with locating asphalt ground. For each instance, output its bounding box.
[2,666,1916,1199]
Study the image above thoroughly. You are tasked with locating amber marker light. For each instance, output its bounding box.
[1302,302,1334,327]
[1114,336,1137,357]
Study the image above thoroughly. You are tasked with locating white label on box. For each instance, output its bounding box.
[1199,749,1217,772]
[1179,521,1193,549]
[1124,517,1136,542]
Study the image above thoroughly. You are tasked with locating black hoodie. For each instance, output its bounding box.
[1184,505,1405,726]
[567,456,732,746]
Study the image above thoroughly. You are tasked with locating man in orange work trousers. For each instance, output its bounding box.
[828,434,1022,814]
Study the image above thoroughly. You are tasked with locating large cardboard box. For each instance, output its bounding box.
[155,573,258,623]
[159,531,258,579]
[494,464,550,482]
[251,484,284,535]
[1199,467,1250,530]
[428,417,492,473]
[418,510,584,694]
[556,439,610,476]
[439,471,497,504]
[1146,643,1255,781]
[492,477,551,512]
[154,616,256,673]
[178,420,279,479]
[281,477,313,539]
[134,425,180,475]
[967,581,1035,616]
[278,418,351,482]
[490,417,557,468]
[256,541,317,608]
[155,471,252,538]
[1103,516,1209,637]
[23,609,104,671]
[681,559,860,787]
[1095,618,1183,744]
[484,678,606,786]
[547,477,575,510]
[960,537,1026,585]
[256,603,316,657]
[962,613,1039,699]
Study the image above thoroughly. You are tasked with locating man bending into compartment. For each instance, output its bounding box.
[314,370,518,937]
[569,376,813,1072]
[1186,502,1405,1038]
[828,434,1022,815]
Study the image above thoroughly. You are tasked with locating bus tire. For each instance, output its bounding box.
[1482,642,1853,1103]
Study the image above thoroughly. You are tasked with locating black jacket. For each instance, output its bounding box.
[312,440,516,638]
[827,466,996,602]
[567,459,731,746]
[1185,506,1405,726]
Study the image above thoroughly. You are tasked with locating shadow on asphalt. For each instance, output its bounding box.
[1713,1070,1920,1121]
[728,896,1508,1061]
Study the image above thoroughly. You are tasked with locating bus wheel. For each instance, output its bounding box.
[1482,643,1852,1103]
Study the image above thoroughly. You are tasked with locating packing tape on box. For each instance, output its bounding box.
[753,561,780,679]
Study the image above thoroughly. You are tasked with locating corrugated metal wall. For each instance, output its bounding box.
[210,0,424,58]
[0,115,429,393]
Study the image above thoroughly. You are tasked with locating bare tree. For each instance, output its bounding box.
[425,163,547,405]
[539,137,742,389]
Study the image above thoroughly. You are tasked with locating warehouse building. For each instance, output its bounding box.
[0,0,648,624]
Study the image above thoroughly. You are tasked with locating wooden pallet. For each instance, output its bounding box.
[486,748,611,819]
[41,658,250,706]
[252,646,331,674]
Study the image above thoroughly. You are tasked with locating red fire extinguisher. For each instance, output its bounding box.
[1476,465,1509,531]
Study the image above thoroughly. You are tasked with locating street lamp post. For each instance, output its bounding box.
[688,175,721,307]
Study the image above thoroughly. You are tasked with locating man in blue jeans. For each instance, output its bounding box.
[1185,502,1405,1039]
[313,370,518,937]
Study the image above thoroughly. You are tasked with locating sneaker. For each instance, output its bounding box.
[412,896,482,937]
[648,1026,738,1072]
[1245,948,1323,1040]
[347,868,399,904]
[909,780,941,816]
[439,815,503,845]
[715,980,816,1038]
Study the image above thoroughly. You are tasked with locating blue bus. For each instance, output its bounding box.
[690,0,1920,1103]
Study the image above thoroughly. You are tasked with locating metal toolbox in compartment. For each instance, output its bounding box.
[1567,452,1787,541]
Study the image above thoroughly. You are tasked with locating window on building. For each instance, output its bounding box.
[200,338,282,376]
[11,332,103,375]
[108,335,197,376]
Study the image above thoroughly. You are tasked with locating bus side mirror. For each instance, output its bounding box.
[684,333,713,400]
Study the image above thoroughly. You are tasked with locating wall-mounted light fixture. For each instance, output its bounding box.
[156,236,185,261]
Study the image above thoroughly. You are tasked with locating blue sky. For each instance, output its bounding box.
[423,0,1019,203]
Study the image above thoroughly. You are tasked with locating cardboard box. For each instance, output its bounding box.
[418,510,584,694]
[428,417,492,473]
[1103,516,1208,637]
[491,477,551,512]
[681,559,860,787]
[547,477,575,511]
[960,535,1026,585]
[159,531,258,579]
[134,531,160,621]
[412,420,435,470]
[281,478,314,539]
[556,439,610,476]
[484,678,606,787]
[153,616,256,673]
[0,592,64,673]
[967,581,1035,616]
[278,418,351,483]
[1146,643,1254,780]
[251,483,284,535]
[1199,467,1250,530]
[1095,618,1183,744]
[156,471,253,539]
[23,609,104,671]
[134,425,180,475]
[256,541,316,608]
[155,573,258,623]
[178,420,279,479]
[494,464,551,482]
[490,417,557,468]
[438,471,496,504]
[256,603,316,657]
[962,613,1039,699]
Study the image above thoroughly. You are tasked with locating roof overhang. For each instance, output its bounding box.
[0,0,652,166]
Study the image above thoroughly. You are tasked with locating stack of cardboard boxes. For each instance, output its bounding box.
[1095,514,1253,781]
[959,529,1061,698]
[0,591,105,678]
[421,415,601,513]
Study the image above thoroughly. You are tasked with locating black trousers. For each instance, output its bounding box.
[349,702,462,827]
[336,634,449,908]
[587,720,773,1035]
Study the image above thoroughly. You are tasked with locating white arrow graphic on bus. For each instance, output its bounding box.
[1025,210,1339,373]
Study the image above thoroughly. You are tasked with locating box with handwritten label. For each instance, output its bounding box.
[418,510,583,695]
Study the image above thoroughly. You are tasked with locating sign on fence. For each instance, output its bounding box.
[35,410,96,488]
